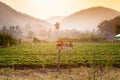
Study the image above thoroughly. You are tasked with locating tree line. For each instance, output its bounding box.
[0,25,22,47]
[97,16,120,40]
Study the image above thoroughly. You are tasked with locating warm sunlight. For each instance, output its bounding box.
[0,0,120,80]
[0,0,120,19]
[27,0,84,19]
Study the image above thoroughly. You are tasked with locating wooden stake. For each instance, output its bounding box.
[68,50,71,74]
[100,64,102,80]
[57,49,61,72]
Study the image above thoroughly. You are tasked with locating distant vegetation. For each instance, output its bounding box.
[1,1,120,41]
[0,33,18,47]
[0,25,22,39]
[115,24,120,35]
[0,25,22,47]
[97,16,120,40]
[59,33,106,42]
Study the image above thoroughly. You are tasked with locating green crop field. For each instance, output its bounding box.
[0,42,120,68]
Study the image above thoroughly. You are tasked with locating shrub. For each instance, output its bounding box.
[0,32,18,47]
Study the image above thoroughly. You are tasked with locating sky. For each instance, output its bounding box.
[0,0,120,19]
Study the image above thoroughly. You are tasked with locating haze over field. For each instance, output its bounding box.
[0,0,120,19]
[1,1,120,80]
[0,0,120,40]
[60,7,120,31]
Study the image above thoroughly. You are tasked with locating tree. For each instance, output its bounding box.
[97,16,120,40]
[0,33,17,47]
[28,31,35,39]
[0,25,22,46]
[55,22,60,30]
[2,25,7,33]
[97,20,115,40]
[115,24,120,35]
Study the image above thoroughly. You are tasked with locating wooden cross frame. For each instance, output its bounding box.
[56,40,73,73]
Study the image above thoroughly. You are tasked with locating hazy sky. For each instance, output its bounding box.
[0,0,120,19]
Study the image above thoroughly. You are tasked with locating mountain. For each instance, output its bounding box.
[60,6,120,31]
[0,2,54,39]
[46,16,65,24]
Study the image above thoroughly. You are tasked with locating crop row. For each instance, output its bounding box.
[0,42,120,68]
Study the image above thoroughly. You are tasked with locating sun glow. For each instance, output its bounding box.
[0,0,120,19]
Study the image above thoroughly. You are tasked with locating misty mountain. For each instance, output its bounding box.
[60,6,120,31]
[46,16,65,24]
[0,2,54,39]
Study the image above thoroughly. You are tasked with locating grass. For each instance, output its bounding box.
[0,42,120,80]
[0,67,120,80]
[0,42,120,68]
